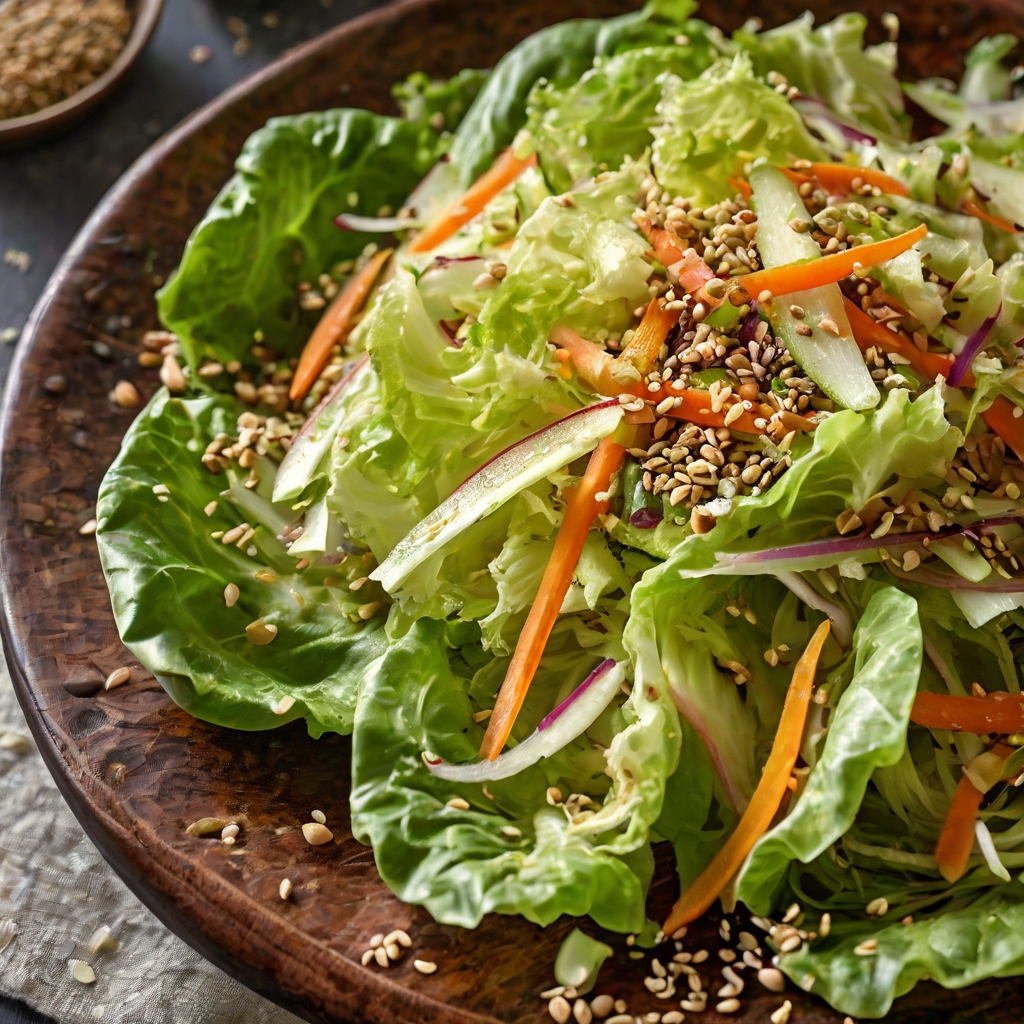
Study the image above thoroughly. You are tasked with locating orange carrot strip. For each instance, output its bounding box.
[983,396,1024,462]
[842,296,963,383]
[664,620,831,932]
[912,691,1024,734]
[659,388,774,434]
[936,774,986,883]
[290,248,392,402]
[549,325,616,393]
[728,176,753,199]
[640,221,719,298]
[479,435,627,761]
[620,298,680,376]
[407,149,537,254]
[963,199,1020,235]
[782,163,909,197]
[740,224,927,299]
[936,742,1015,883]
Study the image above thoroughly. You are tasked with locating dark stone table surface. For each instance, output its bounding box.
[0,2,383,1020]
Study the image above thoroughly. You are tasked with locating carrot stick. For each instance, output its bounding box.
[657,387,776,434]
[936,742,1015,883]
[640,221,719,298]
[842,296,962,383]
[728,176,753,199]
[912,691,1024,734]
[664,620,831,932]
[478,435,627,760]
[962,199,1020,235]
[935,774,986,883]
[407,148,537,254]
[620,298,680,375]
[290,248,392,402]
[982,395,1024,462]
[739,224,928,300]
[781,163,909,198]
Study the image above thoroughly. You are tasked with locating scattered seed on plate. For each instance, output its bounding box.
[104,667,130,690]
[311,810,326,825]
[413,959,437,974]
[279,878,292,900]
[69,959,95,984]
[301,822,333,846]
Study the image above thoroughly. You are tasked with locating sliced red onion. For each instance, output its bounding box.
[334,213,421,233]
[890,562,1024,592]
[437,319,463,347]
[739,302,763,344]
[427,660,625,782]
[777,571,853,648]
[792,95,878,146]
[272,354,370,503]
[371,400,625,593]
[629,508,663,529]
[949,304,1002,387]
[695,516,1022,577]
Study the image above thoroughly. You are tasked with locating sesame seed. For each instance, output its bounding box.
[311,809,326,824]
[279,878,292,900]
[692,949,709,963]
[771,999,793,1024]
[819,913,831,937]
[573,999,593,1024]
[758,967,785,992]
[301,822,333,845]
[358,601,382,620]
[589,995,614,1017]
[548,996,571,1023]
[854,938,878,956]
[113,380,141,408]
[69,959,96,985]
[374,946,389,968]
[369,933,385,948]
[223,582,240,607]
[360,949,375,966]
[414,959,438,974]
[716,998,741,1013]
[104,667,130,691]
[447,797,470,810]
[246,618,278,645]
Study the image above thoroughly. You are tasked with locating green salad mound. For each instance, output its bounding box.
[96,2,1024,1016]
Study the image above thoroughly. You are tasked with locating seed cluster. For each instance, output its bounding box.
[0,0,130,119]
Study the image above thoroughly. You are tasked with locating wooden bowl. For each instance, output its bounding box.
[3,0,1023,1021]
[0,0,164,148]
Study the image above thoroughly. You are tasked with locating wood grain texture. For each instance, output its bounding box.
[1,0,1023,1021]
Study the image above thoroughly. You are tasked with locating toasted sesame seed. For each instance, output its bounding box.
[357,601,382,620]
[692,949,709,963]
[113,380,141,408]
[546,786,563,805]
[246,618,278,645]
[386,942,401,961]
[549,996,572,1023]
[311,809,326,824]
[573,999,593,1024]
[854,938,878,956]
[360,949,375,966]
[160,354,187,392]
[279,877,292,900]
[69,959,95,984]
[671,926,688,940]
[301,822,333,846]
[104,667,130,691]
[221,822,239,841]
[447,797,470,810]
[716,998,741,1014]
[589,995,614,1017]
[819,913,831,937]
[374,946,389,968]
[758,967,785,992]
[369,933,385,948]
[414,959,438,974]
[771,1000,793,1024]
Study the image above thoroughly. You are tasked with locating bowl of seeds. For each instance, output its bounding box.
[0,0,164,147]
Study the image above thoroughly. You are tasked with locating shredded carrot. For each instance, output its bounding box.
[640,221,719,298]
[664,620,831,932]
[935,774,986,883]
[739,224,927,300]
[962,199,1020,235]
[407,149,537,254]
[728,176,753,199]
[658,387,775,434]
[842,296,962,383]
[290,248,392,402]
[478,435,627,760]
[982,395,1024,462]
[620,298,681,376]
[781,163,909,198]
[912,691,1024,734]
[936,742,1015,883]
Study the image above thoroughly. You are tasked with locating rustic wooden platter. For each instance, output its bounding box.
[3,0,1024,1021]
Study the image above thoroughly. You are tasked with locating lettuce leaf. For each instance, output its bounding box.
[349,617,655,932]
[526,42,718,194]
[737,586,922,913]
[158,109,437,369]
[734,12,911,141]
[96,390,387,736]
[653,54,828,207]
[446,0,704,187]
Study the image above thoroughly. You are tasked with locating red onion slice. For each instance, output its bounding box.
[426,660,625,782]
[334,213,422,233]
[371,400,624,593]
[273,355,371,502]
[792,96,878,146]
[949,304,1002,387]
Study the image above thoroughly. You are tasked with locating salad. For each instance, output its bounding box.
[95,1,1024,1018]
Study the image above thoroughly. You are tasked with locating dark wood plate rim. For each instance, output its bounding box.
[0,1,501,1020]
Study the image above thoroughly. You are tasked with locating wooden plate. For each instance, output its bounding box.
[3,0,1023,1021]
[0,0,165,149]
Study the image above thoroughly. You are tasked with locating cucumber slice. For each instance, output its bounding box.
[749,164,879,411]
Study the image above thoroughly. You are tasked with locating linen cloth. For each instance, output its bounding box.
[0,661,303,1024]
